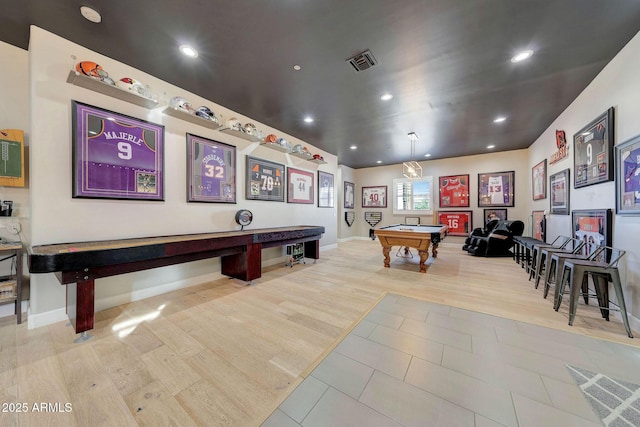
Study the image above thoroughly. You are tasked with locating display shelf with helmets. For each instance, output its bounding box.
[260,134,291,153]
[66,70,159,109]
[309,154,327,164]
[162,105,223,130]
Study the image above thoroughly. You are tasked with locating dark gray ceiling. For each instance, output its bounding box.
[2,1,640,168]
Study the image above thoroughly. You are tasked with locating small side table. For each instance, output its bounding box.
[0,242,23,324]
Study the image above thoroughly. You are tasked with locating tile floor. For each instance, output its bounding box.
[261,293,640,427]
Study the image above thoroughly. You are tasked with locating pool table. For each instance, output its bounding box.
[374,224,448,273]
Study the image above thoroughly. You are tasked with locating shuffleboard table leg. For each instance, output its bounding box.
[73,331,93,343]
[67,279,96,337]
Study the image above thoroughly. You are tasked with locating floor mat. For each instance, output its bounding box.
[567,364,640,426]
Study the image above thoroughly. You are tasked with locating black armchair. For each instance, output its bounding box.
[462,220,525,257]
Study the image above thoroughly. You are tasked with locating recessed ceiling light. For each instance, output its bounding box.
[350,145,357,150]
[380,93,393,101]
[303,116,314,123]
[376,160,382,164]
[487,144,496,149]
[293,65,301,71]
[511,50,533,63]
[179,45,198,58]
[493,116,506,123]
[80,6,102,23]
[424,153,431,157]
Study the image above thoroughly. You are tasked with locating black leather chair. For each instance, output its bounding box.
[463,220,525,257]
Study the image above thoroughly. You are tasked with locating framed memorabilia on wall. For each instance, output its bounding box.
[437,210,472,236]
[246,156,285,202]
[532,210,545,241]
[287,167,314,204]
[532,159,547,200]
[318,171,334,208]
[344,181,355,209]
[72,100,164,200]
[478,171,515,207]
[187,133,236,203]
[484,208,507,226]
[574,107,614,189]
[362,185,387,208]
[615,134,640,215]
[572,209,612,255]
[438,174,470,207]
[549,168,570,215]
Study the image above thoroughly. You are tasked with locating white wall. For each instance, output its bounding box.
[350,149,529,241]
[529,29,640,324]
[27,27,338,325]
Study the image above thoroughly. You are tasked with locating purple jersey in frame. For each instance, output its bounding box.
[73,101,164,200]
[188,134,236,203]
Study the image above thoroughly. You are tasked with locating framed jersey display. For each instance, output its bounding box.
[344,181,355,209]
[531,159,546,200]
[187,133,236,203]
[317,171,334,208]
[246,156,284,202]
[438,174,469,207]
[573,107,614,189]
[532,210,545,241]
[362,185,387,208]
[437,210,472,236]
[615,133,640,215]
[549,168,570,215]
[72,101,164,200]
[477,171,515,207]
[571,209,612,256]
[287,167,314,204]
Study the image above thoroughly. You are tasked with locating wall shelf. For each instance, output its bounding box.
[162,107,223,130]
[219,127,262,142]
[308,158,327,164]
[291,152,314,161]
[260,142,291,153]
[66,71,159,109]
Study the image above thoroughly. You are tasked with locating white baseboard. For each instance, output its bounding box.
[27,306,67,329]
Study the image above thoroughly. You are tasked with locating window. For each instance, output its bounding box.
[392,177,434,215]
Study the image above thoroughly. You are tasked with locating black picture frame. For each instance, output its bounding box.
[573,107,614,189]
[344,181,355,209]
[317,171,334,208]
[186,133,236,203]
[571,209,612,255]
[478,171,515,207]
[72,100,165,200]
[549,168,570,215]
[484,208,507,226]
[615,134,640,215]
[245,156,285,202]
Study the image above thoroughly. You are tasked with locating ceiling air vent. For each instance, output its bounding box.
[347,49,377,72]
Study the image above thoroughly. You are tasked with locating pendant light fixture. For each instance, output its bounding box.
[403,132,422,179]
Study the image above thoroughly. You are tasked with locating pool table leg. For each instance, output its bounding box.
[382,246,391,268]
[418,250,429,273]
[432,242,439,258]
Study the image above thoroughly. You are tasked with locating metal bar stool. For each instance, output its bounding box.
[556,247,633,338]
[528,236,571,282]
[534,238,585,290]
[544,245,604,304]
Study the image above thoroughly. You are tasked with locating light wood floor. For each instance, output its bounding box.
[1,239,637,426]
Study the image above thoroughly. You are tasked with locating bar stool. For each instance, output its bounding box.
[556,247,633,338]
[533,238,584,290]
[528,236,571,282]
[544,245,604,304]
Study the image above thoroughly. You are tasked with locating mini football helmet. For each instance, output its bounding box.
[195,106,220,123]
[243,122,258,135]
[117,77,154,99]
[277,138,292,151]
[170,96,195,113]
[292,144,304,154]
[313,154,324,161]
[264,134,278,143]
[76,61,107,80]
[226,117,243,131]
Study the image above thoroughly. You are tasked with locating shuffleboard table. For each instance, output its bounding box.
[374,224,448,273]
[28,226,324,336]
